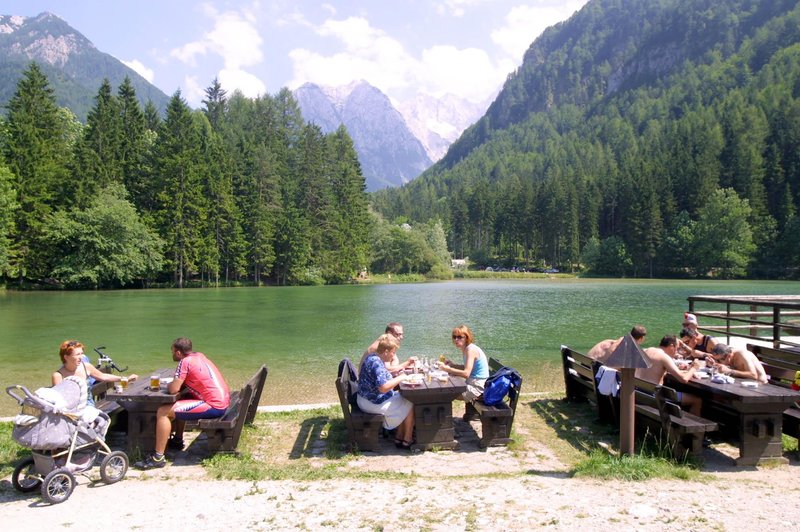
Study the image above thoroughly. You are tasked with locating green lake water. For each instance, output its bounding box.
[1,279,798,416]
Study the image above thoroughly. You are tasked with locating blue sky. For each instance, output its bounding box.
[4,1,588,107]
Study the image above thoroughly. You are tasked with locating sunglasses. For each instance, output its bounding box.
[452,335,465,340]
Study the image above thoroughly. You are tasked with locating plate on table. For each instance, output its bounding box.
[403,374,424,387]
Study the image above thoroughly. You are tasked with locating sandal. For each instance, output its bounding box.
[396,439,414,449]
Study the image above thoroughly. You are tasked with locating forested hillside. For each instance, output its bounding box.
[0,67,450,288]
[372,0,800,278]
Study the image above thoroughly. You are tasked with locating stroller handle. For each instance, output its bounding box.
[6,384,35,404]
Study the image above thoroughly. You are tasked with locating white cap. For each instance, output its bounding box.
[683,312,698,325]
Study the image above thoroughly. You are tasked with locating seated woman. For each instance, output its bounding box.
[52,340,138,405]
[678,327,718,359]
[357,334,416,449]
[439,324,489,402]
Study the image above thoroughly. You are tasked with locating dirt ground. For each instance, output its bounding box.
[2,404,800,531]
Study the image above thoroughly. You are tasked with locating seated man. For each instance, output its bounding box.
[708,343,768,383]
[358,322,417,375]
[637,335,702,415]
[135,337,230,469]
[588,325,647,364]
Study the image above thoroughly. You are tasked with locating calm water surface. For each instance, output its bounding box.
[1,279,798,416]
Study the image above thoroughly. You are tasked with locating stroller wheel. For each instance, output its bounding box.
[12,457,42,493]
[41,467,75,504]
[100,450,129,484]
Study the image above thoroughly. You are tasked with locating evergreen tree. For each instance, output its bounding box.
[117,77,150,211]
[152,91,206,287]
[3,62,73,282]
[0,164,18,275]
[326,125,371,282]
[72,79,123,207]
[202,77,228,131]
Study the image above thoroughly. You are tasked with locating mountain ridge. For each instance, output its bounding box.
[294,80,432,191]
[0,12,170,120]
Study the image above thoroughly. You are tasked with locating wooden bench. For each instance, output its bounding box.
[561,346,616,424]
[336,358,385,452]
[748,343,800,439]
[188,365,269,452]
[463,357,522,448]
[634,378,718,459]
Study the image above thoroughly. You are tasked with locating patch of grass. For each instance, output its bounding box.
[0,422,27,477]
[782,433,798,453]
[572,448,701,481]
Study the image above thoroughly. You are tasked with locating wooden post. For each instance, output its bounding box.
[619,368,636,456]
[604,333,651,457]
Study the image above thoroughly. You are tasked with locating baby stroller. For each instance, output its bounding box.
[7,376,129,504]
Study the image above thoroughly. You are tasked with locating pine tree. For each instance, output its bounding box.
[152,91,206,287]
[327,125,370,282]
[3,62,73,282]
[202,77,228,131]
[117,77,150,210]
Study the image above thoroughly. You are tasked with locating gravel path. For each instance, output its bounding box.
[3,429,799,531]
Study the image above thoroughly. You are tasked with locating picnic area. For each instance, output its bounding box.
[1,393,798,530]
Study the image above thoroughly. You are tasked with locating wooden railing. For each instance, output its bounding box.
[687,295,800,349]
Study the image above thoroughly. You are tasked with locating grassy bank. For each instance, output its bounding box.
[4,396,795,484]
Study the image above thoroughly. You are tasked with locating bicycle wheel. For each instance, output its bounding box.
[41,467,75,504]
[12,457,42,493]
[100,450,128,484]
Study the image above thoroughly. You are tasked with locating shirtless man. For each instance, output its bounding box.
[587,325,647,364]
[637,335,702,415]
[708,343,768,383]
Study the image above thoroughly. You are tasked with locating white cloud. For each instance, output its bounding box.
[122,59,154,83]
[169,2,264,103]
[170,41,208,67]
[417,45,509,102]
[492,1,588,61]
[435,0,492,17]
[288,16,415,94]
[183,75,205,104]
[218,68,267,98]
[288,15,505,104]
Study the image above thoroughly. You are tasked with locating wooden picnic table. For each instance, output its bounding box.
[668,373,800,465]
[106,367,178,455]
[399,374,466,452]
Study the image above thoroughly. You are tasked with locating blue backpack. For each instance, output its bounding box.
[482,366,522,406]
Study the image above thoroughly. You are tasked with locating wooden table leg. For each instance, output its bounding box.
[411,401,459,452]
[735,413,786,466]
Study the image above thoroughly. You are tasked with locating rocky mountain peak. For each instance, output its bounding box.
[294,81,432,191]
[1,12,94,67]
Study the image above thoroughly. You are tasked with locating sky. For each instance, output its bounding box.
[4,1,589,108]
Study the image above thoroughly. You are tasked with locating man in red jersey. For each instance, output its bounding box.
[135,337,230,469]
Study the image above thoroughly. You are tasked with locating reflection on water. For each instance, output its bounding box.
[1,279,797,416]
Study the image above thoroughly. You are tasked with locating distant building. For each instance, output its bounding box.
[451,258,468,269]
